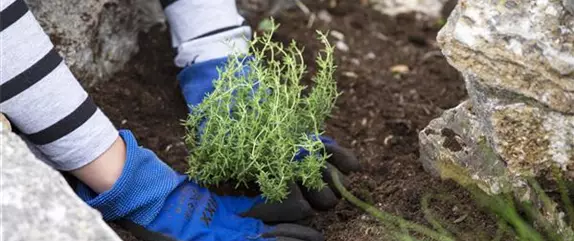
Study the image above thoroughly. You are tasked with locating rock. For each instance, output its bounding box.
[438,0,574,114]
[330,30,345,41]
[465,75,574,179]
[420,101,515,195]
[1,130,122,241]
[565,0,574,15]
[426,1,574,176]
[342,71,359,78]
[432,0,574,179]
[25,0,165,87]
[335,41,349,52]
[390,65,410,74]
[266,0,297,16]
[370,0,450,19]
[365,52,376,60]
[317,9,333,23]
[420,102,574,236]
[419,0,574,232]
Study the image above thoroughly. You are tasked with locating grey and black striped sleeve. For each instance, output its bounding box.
[0,0,119,171]
[161,0,252,67]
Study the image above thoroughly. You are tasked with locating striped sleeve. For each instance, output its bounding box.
[0,0,119,171]
[162,0,252,67]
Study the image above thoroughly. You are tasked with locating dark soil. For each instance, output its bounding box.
[88,1,502,240]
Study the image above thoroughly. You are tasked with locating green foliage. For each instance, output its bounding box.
[183,21,338,202]
[332,166,574,241]
[257,18,275,33]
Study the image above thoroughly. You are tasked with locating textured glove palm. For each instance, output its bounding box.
[76,130,323,241]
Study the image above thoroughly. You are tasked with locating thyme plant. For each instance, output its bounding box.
[183,23,339,202]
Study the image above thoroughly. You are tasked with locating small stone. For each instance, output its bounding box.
[361,118,368,126]
[164,144,173,152]
[375,32,390,41]
[384,135,394,146]
[317,9,333,23]
[390,64,410,74]
[335,41,349,52]
[370,0,447,18]
[452,206,459,212]
[365,52,376,60]
[454,213,468,223]
[330,30,345,40]
[342,71,358,78]
[350,58,360,65]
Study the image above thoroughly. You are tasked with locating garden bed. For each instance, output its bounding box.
[88,1,502,240]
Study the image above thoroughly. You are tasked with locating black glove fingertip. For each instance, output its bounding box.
[276,237,305,241]
[241,183,313,223]
[117,219,178,241]
[300,185,338,211]
[324,143,361,174]
[262,224,324,241]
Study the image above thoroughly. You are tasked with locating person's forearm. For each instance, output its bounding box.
[1,0,124,192]
[70,136,126,193]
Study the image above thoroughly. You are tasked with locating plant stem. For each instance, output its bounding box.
[553,166,574,230]
[421,194,455,238]
[467,187,544,241]
[330,170,456,241]
[526,178,563,241]
[492,219,509,241]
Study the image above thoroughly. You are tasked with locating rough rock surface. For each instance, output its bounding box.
[369,0,450,19]
[439,0,574,114]
[1,129,122,241]
[565,0,574,15]
[419,101,514,195]
[420,0,574,188]
[25,0,165,87]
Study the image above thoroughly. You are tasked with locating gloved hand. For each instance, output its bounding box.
[177,56,360,211]
[76,130,324,241]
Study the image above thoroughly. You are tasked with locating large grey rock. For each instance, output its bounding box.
[419,0,574,234]
[419,100,574,237]
[25,0,165,87]
[1,129,122,241]
[369,0,450,19]
[420,0,574,185]
[438,0,574,114]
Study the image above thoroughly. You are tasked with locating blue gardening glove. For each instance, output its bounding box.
[178,57,360,211]
[76,130,323,241]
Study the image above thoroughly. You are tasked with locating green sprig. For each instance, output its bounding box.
[183,20,338,202]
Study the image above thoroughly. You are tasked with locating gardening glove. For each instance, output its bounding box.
[75,130,324,241]
[178,57,361,211]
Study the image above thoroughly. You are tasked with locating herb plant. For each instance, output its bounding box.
[183,22,339,202]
